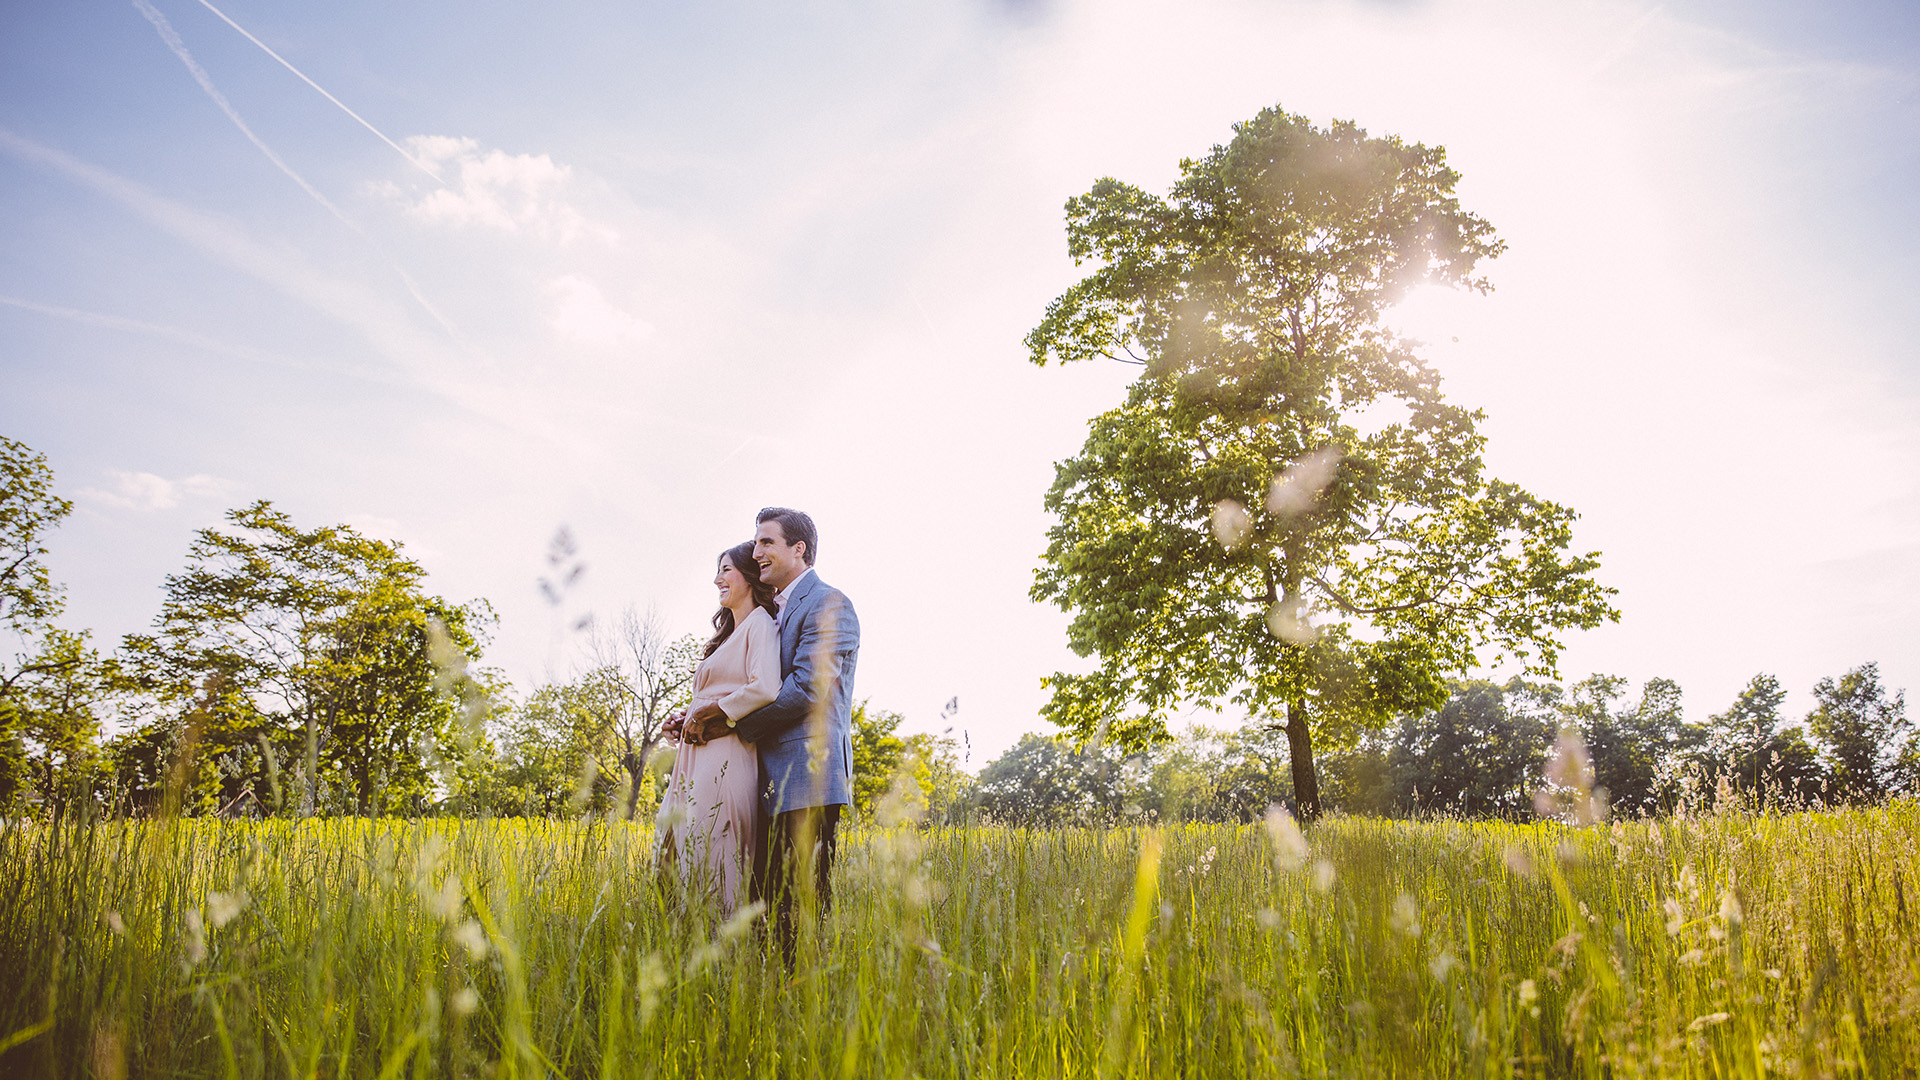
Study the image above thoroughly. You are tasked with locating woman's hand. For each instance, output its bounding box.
[683,703,728,746]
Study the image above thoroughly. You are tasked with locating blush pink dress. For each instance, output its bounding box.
[657,605,781,911]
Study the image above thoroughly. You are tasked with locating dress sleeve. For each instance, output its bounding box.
[717,610,781,723]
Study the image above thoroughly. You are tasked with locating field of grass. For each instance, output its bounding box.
[2,804,1916,1078]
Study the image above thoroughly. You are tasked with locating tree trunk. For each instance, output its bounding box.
[1285,696,1322,821]
[1277,552,1321,820]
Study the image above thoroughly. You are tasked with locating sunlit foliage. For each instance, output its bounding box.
[1027,108,1617,816]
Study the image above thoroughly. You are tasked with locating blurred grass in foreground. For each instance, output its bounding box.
[2,806,1916,1077]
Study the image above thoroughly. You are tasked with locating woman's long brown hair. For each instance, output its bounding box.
[704,540,780,657]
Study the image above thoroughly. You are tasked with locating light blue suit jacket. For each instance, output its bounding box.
[734,570,860,815]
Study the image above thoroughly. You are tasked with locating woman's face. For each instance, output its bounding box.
[715,556,750,608]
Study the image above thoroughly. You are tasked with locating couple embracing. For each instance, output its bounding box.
[657,507,860,953]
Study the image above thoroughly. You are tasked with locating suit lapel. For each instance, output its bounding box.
[779,571,824,672]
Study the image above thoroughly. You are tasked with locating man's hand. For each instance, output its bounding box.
[681,702,728,746]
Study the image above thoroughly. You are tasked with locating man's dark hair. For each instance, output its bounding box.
[757,507,818,566]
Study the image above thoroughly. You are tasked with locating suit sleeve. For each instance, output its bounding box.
[716,612,780,723]
[734,590,858,744]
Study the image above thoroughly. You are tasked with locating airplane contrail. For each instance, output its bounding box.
[127,2,463,340]
[1,293,306,372]
[0,128,442,382]
[193,0,445,184]
[132,0,357,228]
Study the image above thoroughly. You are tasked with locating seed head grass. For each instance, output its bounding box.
[2,805,1915,1076]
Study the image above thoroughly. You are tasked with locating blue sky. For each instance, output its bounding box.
[3,0,1917,762]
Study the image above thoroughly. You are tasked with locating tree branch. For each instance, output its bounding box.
[0,656,82,697]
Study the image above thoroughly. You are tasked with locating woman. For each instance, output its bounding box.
[657,540,781,911]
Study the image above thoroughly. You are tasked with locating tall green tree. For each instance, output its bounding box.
[1385,680,1551,818]
[2,629,123,819]
[970,734,1126,825]
[0,436,92,813]
[1,437,75,723]
[1700,673,1824,805]
[0,436,71,648]
[902,729,971,826]
[1025,108,1617,815]
[1808,662,1911,803]
[1551,675,1669,816]
[493,675,625,816]
[123,501,488,815]
[850,700,910,819]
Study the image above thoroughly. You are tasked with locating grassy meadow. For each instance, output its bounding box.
[2,805,1916,1078]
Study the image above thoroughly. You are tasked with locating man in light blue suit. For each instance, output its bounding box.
[685,506,858,956]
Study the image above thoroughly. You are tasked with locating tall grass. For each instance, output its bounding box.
[2,805,1915,1077]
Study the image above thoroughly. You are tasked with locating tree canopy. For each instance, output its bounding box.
[121,500,488,815]
[0,435,71,646]
[1026,107,1618,815]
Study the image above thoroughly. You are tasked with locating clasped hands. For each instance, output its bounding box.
[667,702,731,746]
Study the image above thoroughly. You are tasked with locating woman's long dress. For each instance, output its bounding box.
[657,606,780,911]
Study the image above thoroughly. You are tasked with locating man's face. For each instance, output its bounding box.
[754,520,807,590]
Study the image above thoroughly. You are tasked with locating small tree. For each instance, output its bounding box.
[123,501,488,815]
[1808,662,1911,804]
[1,436,78,802]
[849,700,910,819]
[1026,107,1617,817]
[494,677,626,816]
[1615,677,1686,813]
[1386,681,1551,818]
[3,629,123,821]
[902,730,970,825]
[1699,674,1824,806]
[587,608,698,819]
[970,734,1125,825]
[0,436,71,650]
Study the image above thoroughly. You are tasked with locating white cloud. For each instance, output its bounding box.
[78,471,235,512]
[386,136,608,243]
[545,274,653,347]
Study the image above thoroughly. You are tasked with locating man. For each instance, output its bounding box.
[681,506,859,957]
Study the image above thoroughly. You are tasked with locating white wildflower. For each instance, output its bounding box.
[1663,897,1685,936]
[717,901,765,943]
[1718,891,1743,926]
[1389,893,1421,937]
[206,890,247,930]
[1310,859,1336,893]
[637,952,670,1026]
[1267,447,1341,516]
[451,986,480,1016]
[1264,806,1309,871]
[183,908,207,965]
[1503,844,1536,879]
[425,875,463,922]
[451,919,489,961]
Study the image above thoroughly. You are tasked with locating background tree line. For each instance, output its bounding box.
[965,669,1916,824]
[4,433,1911,825]
[0,435,963,822]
